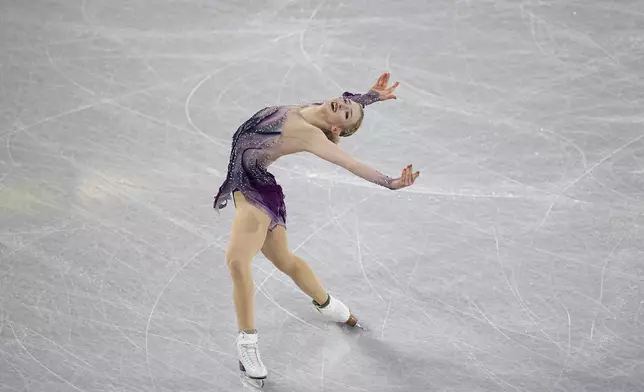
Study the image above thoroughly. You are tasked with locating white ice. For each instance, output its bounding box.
[0,0,643,391]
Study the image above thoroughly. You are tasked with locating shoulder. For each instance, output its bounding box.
[282,110,326,142]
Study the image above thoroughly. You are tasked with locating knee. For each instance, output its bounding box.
[226,253,251,277]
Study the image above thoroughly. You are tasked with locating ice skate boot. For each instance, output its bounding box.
[314,294,365,330]
[236,331,267,388]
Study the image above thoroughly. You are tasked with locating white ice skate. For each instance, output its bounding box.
[236,331,267,388]
[314,295,366,330]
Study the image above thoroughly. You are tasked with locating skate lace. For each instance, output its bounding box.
[240,342,262,370]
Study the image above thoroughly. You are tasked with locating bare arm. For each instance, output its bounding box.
[300,127,397,189]
[299,72,417,189]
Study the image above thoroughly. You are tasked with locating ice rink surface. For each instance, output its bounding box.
[1,0,643,391]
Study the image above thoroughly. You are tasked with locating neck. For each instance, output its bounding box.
[299,104,330,130]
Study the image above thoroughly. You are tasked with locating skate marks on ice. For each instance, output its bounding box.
[2,0,644,391]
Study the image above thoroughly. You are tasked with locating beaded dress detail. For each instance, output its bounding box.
[213,90,387,230]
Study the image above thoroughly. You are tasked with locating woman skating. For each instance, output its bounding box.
[213,72,419,385]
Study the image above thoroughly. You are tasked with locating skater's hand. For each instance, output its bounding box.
[370,72,400,101]
[392,165,420,190]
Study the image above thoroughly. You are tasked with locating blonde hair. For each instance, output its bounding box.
[320,130,337,144]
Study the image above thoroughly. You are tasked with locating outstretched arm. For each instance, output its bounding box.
[342,90,381,107]
[343,72,400,107]
[301,128,419,190]
[305,132,394,189]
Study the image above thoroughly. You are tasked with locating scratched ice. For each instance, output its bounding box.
[1,1,643,391]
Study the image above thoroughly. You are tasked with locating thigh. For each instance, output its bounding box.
[261,225,294,271]
[227,192,272,261]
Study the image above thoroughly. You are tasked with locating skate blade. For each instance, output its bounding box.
[353,322,367,331]
[238,362,266,388]
[240,373,265,389]
[347,314,368,331]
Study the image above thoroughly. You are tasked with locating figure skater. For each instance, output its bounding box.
[213,72,419,384]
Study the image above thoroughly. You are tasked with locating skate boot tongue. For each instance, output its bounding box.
[238,331,259,344]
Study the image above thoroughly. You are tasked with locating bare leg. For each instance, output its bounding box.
[261,226,328,305]
[227,192,271,331]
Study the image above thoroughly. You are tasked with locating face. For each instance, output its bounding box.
[325,97,362,133]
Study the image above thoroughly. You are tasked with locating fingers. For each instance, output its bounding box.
[377,73,398,88]
[407,165,415,185]
[377,73,387,87]
[387,81,400,96]
[400,165,420,188]
[373,73,400,101]
[402,165,411,186]
[384,79,400,100]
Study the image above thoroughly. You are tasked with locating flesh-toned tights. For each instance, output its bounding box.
[226,192,328,330]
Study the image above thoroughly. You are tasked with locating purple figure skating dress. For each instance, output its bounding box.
[213,90,382,230]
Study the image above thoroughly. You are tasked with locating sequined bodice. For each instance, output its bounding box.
[229,105,298,174]
[229,89,383,173]
[214,89,393,222]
